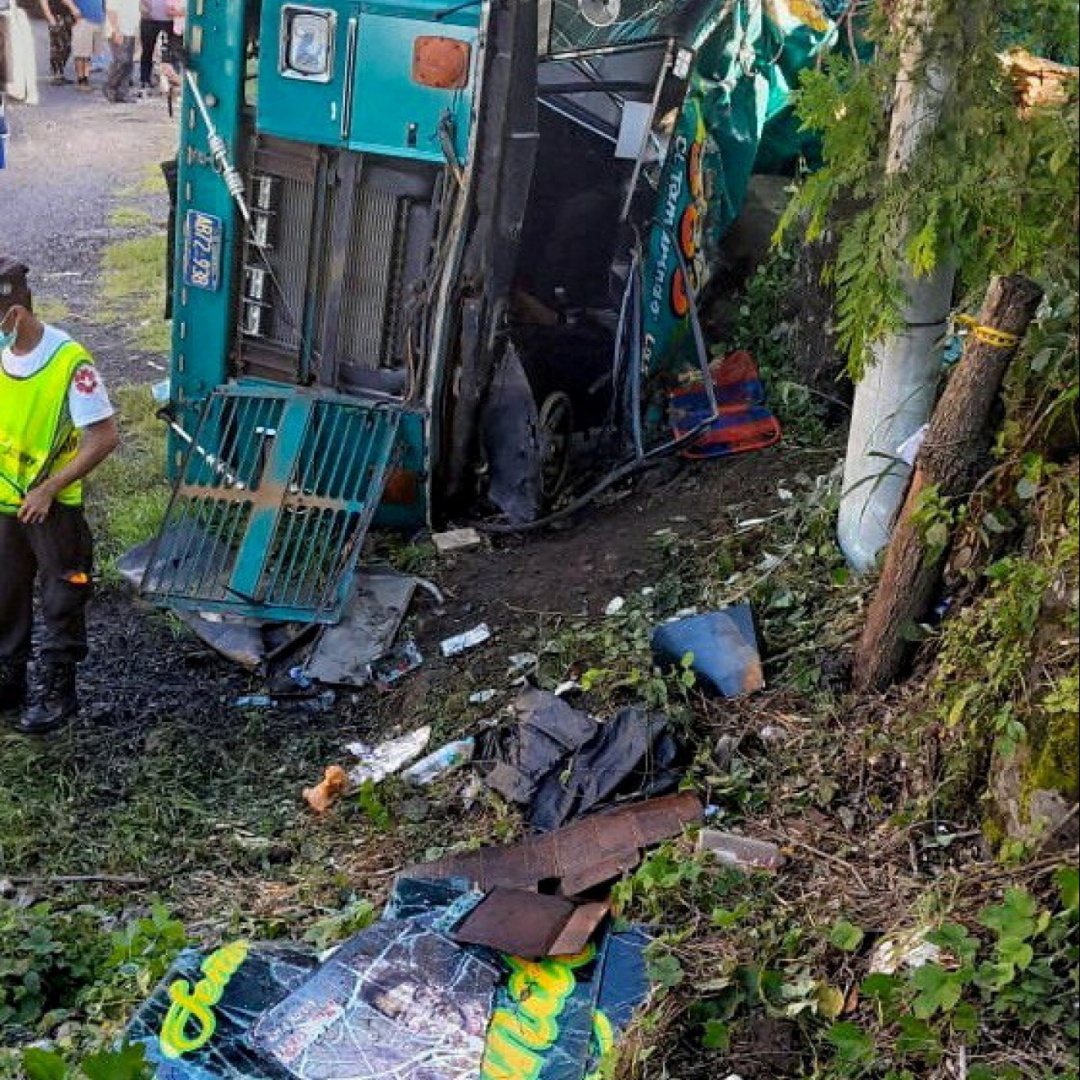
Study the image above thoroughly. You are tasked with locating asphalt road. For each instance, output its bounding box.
[1,20,178,384]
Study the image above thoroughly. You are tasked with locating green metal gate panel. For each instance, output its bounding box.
[141,386,401,623]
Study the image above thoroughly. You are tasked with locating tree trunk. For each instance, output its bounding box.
[837,0,959,571]
[853,274,1044,693]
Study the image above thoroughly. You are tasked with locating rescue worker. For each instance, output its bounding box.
[0,256,120,734]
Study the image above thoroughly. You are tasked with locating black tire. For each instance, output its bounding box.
[537,390,574,501]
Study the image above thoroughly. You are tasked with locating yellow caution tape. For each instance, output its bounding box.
[954,314,1021,349]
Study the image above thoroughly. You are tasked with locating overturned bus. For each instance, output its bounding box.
[143,0,848,625]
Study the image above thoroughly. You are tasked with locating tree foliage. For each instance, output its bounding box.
[779,0,1079,380]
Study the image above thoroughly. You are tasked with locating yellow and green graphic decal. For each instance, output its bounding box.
[481,946,616,1080]
[159,941,249,1059]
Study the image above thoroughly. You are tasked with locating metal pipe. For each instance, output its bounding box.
[184,68,251,225]
[156,407,246,489]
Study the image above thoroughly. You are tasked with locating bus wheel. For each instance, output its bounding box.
[537,390,574,501]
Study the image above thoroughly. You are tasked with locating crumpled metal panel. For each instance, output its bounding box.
[141,385,401,624]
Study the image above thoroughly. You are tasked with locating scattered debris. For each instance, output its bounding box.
[125,944,320,1074]
[452,887,610,959]
[123,870,656,1080]
[250,917,498,1080]
[651,602,764,697]
[401,737,475,785]
[714,734,740,770]
[344,726,432,786]
[468,689,499,705]
[895,422,929,466]
[505,651,538,677]
[431,527,484,554]
[180,612,278,670]
[302,765,351,815]
[668,350,782,459]
[235,694,275,708]
[407,791,703,895]
[481,921,653,1079]
[479,688,683,831]
[758,723,788,746]
[697,829,785,873]
[304,571,418,686]
[235,690,336,712]
[604,596,626,616]
[869,928,943,975]
[440,623,492,657]
[369,640,424,690]
[116,528,313,668]
[283,666,314,693]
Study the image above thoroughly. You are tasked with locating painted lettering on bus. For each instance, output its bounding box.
[159,941,249,1059]
[481,948,594,1080]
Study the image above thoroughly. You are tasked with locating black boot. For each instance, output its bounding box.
[0,660,28,713]
[18,664,78,735]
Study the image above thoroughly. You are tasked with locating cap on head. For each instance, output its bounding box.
[0,256,31,314]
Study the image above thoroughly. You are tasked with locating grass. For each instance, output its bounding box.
[116,163,168,201]
[84,385,170,575]
[99,160,172,355]
[0,452,1075,1079]
[107,206,155,230]
[33,296,71,324]
[99,235,171,354]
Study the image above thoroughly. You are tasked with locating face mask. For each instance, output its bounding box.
[0,312,15,351]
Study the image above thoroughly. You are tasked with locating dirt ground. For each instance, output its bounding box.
[77,441,807,734]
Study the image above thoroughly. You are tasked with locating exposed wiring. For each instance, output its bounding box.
[437,112,465,188]
[181,68,323,374]
[478,407,728,535]
[483,219,733,534]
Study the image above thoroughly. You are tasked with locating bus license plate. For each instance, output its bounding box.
[182,210,222,291]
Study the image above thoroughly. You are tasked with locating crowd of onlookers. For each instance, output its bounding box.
[1,0,185,107]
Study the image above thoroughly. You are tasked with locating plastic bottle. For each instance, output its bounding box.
[401,737,475,785]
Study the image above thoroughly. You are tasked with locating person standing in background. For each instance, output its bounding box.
[0,256,120,735]
[137,0,168,93]
[71,0,105,90]
[2,0,40,104]
[102,0,138,102]
[36,0,81,85]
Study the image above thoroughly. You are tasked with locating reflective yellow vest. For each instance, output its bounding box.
[0,339,91,514]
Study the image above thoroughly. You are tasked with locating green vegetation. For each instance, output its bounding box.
[0,5,1075,1080]
[778,1,1079,379]
[714,247,835,447]
[32,297,71,326]
[84,385,170,576]
[107,208,155,231]
[99,237,170,355]
[116,165,168,202]
[610,852,1078,1079]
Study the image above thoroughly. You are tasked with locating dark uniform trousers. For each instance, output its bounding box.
[0,505,93,666]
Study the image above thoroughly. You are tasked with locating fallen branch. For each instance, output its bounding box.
[4,874,150,886]
[781,837,871,894]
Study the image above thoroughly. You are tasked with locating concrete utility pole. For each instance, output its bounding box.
[837,0,959,571]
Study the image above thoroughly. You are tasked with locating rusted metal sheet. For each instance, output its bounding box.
[405,790,702,895]
[452,887,609,959]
